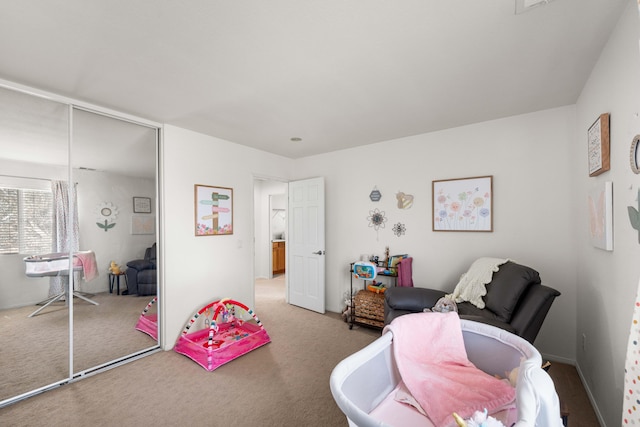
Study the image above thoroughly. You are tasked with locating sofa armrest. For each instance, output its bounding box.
[385,287,446,312]
[509,284,561,343]
[384,287,447,325]
[126,259,154,271]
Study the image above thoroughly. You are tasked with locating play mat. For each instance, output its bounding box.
[174,298,271,371]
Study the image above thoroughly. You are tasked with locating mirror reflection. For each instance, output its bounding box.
[0,86,70,402]
[71,108,158,374]
[0,85,159,405]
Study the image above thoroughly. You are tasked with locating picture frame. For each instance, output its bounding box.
[432,175,493,232]
[131,215,155,235]
[588,113,610,177]
[588,181,613,251]
[194,184,233,236]
[133,196,152,213]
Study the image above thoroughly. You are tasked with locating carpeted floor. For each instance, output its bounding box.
[0,276,599,426]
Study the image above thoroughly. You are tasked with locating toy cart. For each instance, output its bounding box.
[135,297,158,340]
[174,298,271,371]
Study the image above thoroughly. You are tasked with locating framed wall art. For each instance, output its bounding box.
[131,215,155,235]
[194,184,233,236]
[133,196,152,213]
[588,181,613,251]
[588,113,610,177]
[432,175,493,232]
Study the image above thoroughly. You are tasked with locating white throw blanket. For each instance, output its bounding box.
[447,257,509,309]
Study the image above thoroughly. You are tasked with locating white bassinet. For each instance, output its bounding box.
[330,319,563,427]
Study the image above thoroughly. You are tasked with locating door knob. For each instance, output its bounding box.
[312,250,325,255]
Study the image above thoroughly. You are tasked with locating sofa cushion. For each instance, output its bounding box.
[483,261,541,322]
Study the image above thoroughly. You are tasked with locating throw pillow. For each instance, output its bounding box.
[483,262,541,322]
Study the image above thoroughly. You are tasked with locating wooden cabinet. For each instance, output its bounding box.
[272,241,285,275]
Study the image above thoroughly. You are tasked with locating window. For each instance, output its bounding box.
[0,186,52,255]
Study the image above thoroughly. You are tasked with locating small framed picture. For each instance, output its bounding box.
[133,197,152,213]
[588,113,610,177]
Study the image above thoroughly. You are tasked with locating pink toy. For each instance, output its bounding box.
[135,297,158,340]
[174,298,271,371]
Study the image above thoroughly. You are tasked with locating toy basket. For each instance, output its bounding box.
[135,297,158,340]
[174,298,271,371]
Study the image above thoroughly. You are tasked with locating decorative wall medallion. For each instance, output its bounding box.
[392,222,406,237]
[96,202,119,232]
[369,186,382,202]
[396,192,414,209]
[631,135,640,174]
[367,208,387,241]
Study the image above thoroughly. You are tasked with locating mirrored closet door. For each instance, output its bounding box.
[0,83,161,407]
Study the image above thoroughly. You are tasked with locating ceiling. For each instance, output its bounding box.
[0,0,631,159]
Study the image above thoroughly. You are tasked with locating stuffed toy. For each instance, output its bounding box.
[426,296,458,313]
[109,261,121,275]
[453,409,506,427]
[341,293,354,323]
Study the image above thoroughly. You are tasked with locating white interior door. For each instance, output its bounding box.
[288,177,325,313]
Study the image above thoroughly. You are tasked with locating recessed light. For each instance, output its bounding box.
[290,137,302,142]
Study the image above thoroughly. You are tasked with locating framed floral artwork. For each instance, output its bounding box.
[432,176,493,232]
[194,184,233,236]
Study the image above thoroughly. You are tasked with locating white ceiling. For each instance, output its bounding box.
[0,0,630,159]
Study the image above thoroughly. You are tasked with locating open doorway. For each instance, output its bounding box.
[253,177,288,300]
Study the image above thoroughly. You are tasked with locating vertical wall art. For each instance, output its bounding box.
[195,184,233,236]
[588,181,613,250]
[588,113,610,177]
[432,176,493,232]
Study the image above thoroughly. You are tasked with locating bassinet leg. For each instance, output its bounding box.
[73,291,99,306]
[28,292,66,317]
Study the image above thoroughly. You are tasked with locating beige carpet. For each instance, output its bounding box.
[0,291,158,403]
[0,277,598,426]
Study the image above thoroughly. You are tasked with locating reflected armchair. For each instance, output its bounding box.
[125,243,157,296]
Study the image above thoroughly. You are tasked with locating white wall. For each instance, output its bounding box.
[292,105,577,361]
[161,125,293,349]
[574,3,640,425]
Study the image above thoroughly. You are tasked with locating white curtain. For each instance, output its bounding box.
[49,180,79,297]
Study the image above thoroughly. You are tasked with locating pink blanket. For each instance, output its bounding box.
[383,312,515,427]
[75,251,99,282]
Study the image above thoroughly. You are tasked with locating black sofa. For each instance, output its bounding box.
[125,243,157,296]
[384,261,560,343]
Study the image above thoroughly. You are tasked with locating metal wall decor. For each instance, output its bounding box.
[392,222,406,237]
[369,186,382,202]
[630,135,640,174]
[396,191,414,209]
[367,208,387,240]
